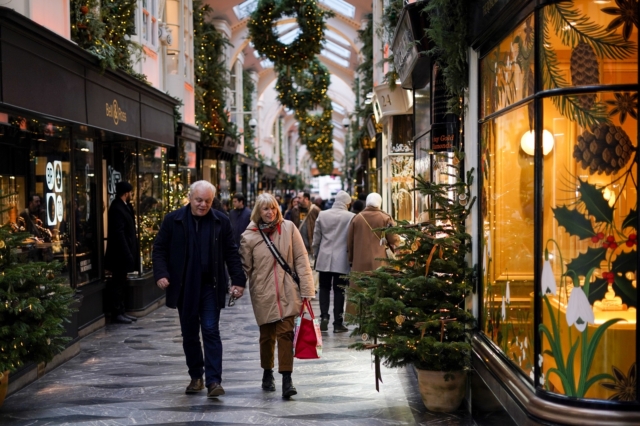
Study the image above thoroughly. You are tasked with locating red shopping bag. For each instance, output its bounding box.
[293,299,323,359]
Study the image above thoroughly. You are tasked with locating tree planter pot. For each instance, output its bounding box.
[0,370,8,408]
[416,368,466,412]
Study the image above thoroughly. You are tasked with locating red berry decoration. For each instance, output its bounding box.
[626,240,635,247]
[597,232,605,239]
[610,242,618,249]
[591,236,600,243]
[629,233,637,240]
[603,242,610,248]
[607,235,615,243]
[80,5,89,14]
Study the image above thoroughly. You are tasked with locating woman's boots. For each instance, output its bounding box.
[262,369,276,391]
[281,371,297,398]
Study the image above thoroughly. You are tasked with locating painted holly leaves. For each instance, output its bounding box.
[552,179,637,307]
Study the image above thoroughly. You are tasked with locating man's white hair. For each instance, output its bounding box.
[189,180,216,198]
[366,192,382,208]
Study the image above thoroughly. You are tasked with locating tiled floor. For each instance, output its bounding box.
[0,295,514,425]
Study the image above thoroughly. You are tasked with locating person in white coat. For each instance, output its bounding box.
[311,190,355,333]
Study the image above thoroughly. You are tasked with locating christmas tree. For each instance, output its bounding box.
[347,152,475,380]
[0,225,75,373]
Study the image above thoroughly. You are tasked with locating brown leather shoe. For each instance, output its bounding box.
[185,378,204,394]
[207,382,225,398]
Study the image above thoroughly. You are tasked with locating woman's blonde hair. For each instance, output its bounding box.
[251,193,284,224]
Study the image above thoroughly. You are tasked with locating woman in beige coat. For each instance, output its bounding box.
[240,193,315,398]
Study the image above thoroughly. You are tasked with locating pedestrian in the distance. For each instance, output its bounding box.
[239,193,315,398]
[153,180,246,399]
[229,192,252,248]
[312,190,355,333]
[104,181,138,325]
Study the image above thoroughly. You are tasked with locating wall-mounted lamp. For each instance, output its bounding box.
[520,129,555,156]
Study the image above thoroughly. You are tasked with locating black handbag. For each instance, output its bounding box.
[258,228,301,288]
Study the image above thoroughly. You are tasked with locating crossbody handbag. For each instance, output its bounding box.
[258,228,301,288]
[358,215,396,260]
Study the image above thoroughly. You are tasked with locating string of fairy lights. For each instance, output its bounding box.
[249,0,335,175]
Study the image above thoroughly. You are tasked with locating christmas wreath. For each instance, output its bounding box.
[276,58,330,110]
[296,99,334,175]
[247,0,332,69]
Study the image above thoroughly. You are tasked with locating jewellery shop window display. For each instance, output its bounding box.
[138,142,167,273]
[480,3,639,405]
[0,114,72,285]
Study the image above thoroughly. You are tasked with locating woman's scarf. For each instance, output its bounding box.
[258,220,281,235]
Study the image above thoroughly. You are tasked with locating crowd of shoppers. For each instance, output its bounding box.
[143,184,396,400]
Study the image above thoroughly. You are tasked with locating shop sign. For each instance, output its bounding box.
[45,160,64,226]
[373,83,413,118]
[391,2,431,90]
[431,122,459,152]
[86,81,140,137]
[105,99,127,125]
[222,135,238,154]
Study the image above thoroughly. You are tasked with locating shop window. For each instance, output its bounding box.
[0,116,72,286]
[142,0,158,48]
[138,143,166,273]
[74,138,99,286]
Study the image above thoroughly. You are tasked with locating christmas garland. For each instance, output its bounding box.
[276,58,330,111]
[243,70,257,157]
[296,99,334,175]
[247,0,332,69]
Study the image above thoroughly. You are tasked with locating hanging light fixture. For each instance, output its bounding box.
[520,130,555,156]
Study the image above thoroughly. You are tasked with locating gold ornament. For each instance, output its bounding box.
[410,239,420,251]
[46,270,55,280]
[395,315,406,325]
[361,333,369,341]
[0,240,5,249]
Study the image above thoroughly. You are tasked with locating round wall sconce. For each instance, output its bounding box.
[520,129,555,156]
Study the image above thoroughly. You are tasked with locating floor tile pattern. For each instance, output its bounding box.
[0,295,513,425]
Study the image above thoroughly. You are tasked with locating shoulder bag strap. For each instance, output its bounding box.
[358,214,388,246]
[258,228,301,288]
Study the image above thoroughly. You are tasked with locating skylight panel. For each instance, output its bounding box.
[276,23,297,35]
[278,27,301,45]
[322,49,350,68]
[260,59,274,68]
[325,30,350,48]
[233,0,258,21]
[331,102,346,114]
[319,0,355,19]
[324,39,350,59]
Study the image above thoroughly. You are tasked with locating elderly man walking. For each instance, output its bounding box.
[312,191,355,333]
[153,181,246,399]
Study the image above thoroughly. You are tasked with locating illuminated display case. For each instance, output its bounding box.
[478,2,638,406]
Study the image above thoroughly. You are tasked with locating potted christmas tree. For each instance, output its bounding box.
[347,152,475,412]
[0,224,74,407]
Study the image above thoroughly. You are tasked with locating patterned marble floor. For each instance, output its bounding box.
[0,295,513,425]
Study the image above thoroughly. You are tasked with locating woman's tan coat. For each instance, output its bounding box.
[347,206,398,272]
[240,220,315,326]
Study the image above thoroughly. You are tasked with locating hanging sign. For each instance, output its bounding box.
[431,122,459,152]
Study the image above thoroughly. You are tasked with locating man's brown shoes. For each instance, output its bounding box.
[185,378,204,394]
[207,382,225,398]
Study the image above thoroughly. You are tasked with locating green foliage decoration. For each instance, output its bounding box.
[247,0,333,70]
[0,226,75,373]
[193,1,236,143]
[422,0,469,116]
[296,99,333,176]
[276,58,330,111]
[243,70,257,158]
[347,154,475,374]
[70,0,145,81]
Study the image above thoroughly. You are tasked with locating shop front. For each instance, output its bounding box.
[201,133,237,205]
[236,154,260,208]
[0,6,178,388]
[470,0,639,423]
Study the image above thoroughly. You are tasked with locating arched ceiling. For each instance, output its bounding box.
[203,0,372,167]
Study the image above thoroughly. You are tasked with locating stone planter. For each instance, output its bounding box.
[416,368,466,412]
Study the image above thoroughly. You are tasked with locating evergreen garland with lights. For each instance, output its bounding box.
[243,70,257,158]
[248,0,332,70]
[347,154,475,377]
[276,58,330,111]
[296,99,333,175]
[70,0,145,81]
[0,225,75,373]
[193,1,236,143]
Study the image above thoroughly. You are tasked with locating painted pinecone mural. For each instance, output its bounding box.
[570,42,600,110]
[573,123,633,175]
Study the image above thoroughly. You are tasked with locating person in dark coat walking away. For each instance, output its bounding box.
[312,190,355,333]
[104,181,138,324]
[229,192,251,248]
[153,180,246,399]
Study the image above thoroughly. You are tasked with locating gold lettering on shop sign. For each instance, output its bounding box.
[105,99,127,125]
[483,0,499,16]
